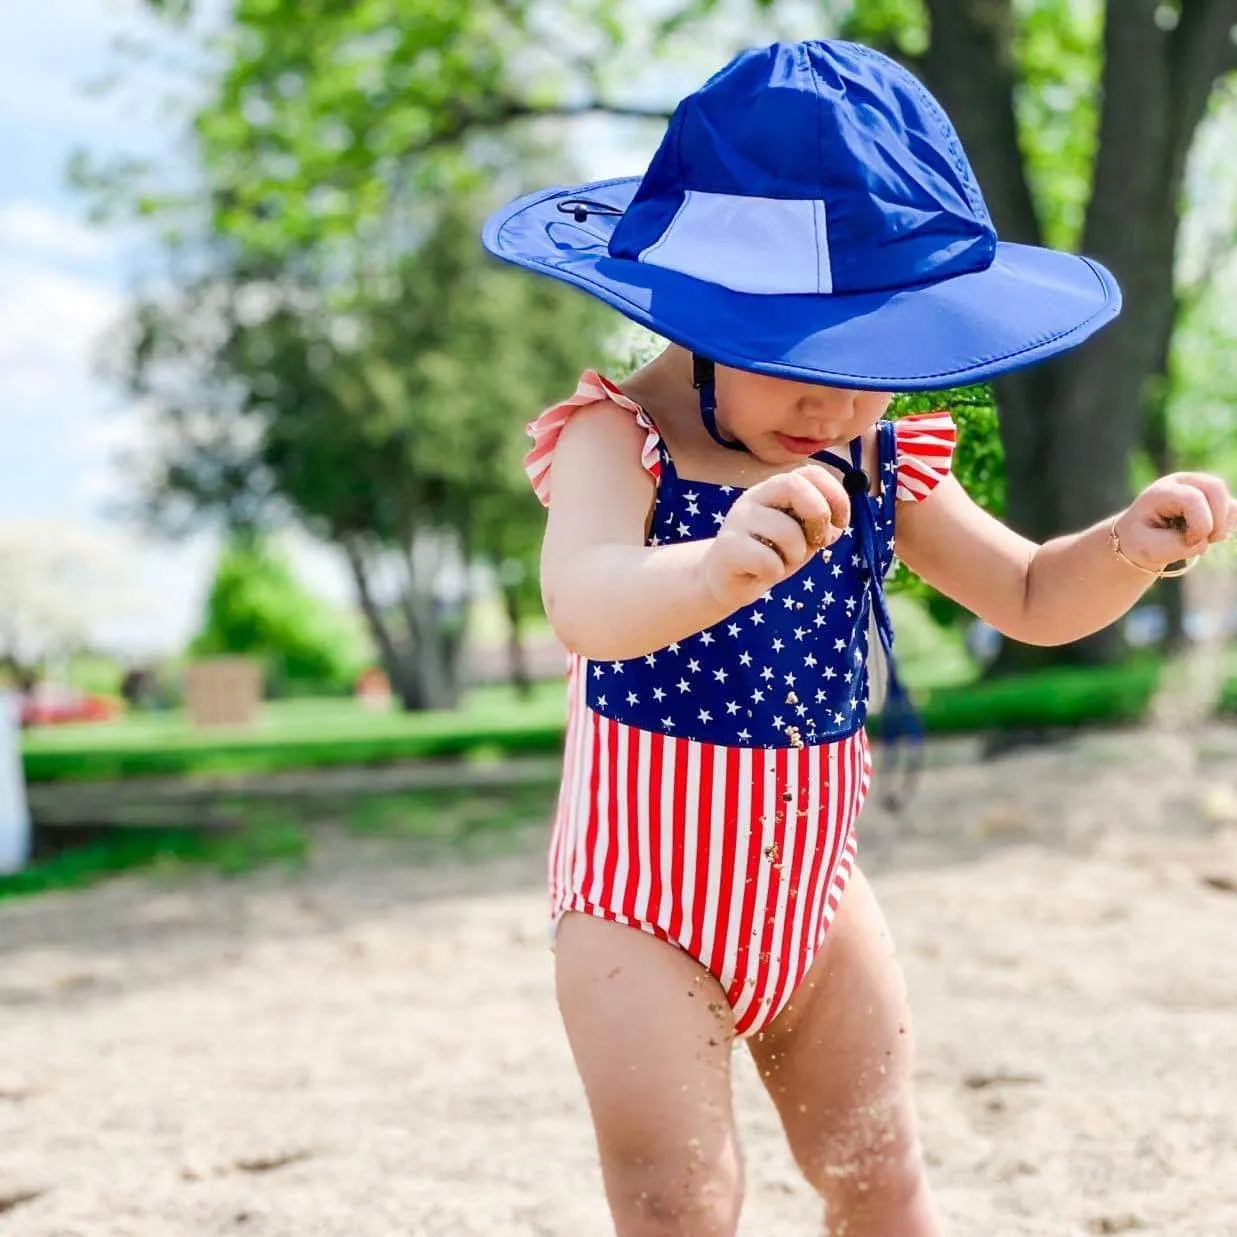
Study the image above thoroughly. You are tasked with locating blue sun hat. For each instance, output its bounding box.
[481,38,1121,390]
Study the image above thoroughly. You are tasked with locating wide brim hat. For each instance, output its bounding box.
[482,40,1121,393]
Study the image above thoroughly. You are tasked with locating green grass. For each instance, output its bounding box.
[21,629,1237,785]
[0,817,310,902]
[21,599,974,785]
[918,658,1165,732]
[1,782,558,902]
[21,682,568,783]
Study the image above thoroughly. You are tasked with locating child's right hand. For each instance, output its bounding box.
[703,465,851,609]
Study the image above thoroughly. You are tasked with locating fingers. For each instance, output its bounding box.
[780,465,852,534]
[1170,473,1236,544]
[1154,476,1217,547]
[723,466,852,583]
[758,467,850,547]
[720,528,794,589]
[742,504,811,568]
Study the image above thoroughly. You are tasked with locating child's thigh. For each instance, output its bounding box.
[554,912,740,1174]
[746,867,920,1175]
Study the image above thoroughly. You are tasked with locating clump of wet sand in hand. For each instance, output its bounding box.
[772,504,833,553]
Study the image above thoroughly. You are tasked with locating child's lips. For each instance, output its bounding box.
[774,432,832,455]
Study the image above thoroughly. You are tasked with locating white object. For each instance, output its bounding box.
[0,691,30,874]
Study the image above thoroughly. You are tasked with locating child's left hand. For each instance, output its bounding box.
[1114,472,1237,573]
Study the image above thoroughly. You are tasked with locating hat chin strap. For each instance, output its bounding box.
[692,354,747,453]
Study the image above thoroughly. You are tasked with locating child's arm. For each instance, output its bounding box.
[539,403,850,660]
[896,472,1236,646]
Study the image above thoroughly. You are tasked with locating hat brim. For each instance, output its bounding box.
[482,177,1121,393]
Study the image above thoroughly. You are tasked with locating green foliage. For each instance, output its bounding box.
[1012,0,1103,250]
[191,535,365,694]
[174,0,650,255]
[841,0,929,56]
[887,385,1005,625]
[1163,83,1237,479]
[0,822,308,902]
[108,0,1230,684]
[119,193,610,696]
[101,0,624,708]
[886,592,976,686]
[1164,289,1237,480]
[918,657,1164,732]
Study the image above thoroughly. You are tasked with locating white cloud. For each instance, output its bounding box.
[0,257,122,412]
[0,3,147,131]
[0,202,112,262]
[0,1,274,657]
[0,0,226,146]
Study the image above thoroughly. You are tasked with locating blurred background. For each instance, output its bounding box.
[1,0,1236,877]
[3,6,1237,1234]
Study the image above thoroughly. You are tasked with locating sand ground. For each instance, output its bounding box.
[3,726,1237,1236]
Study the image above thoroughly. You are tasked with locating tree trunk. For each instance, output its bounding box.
[396,534,465,711]
[501,581,533,699]
[341,536,436,711]
[0,655,40,695]
[1142,327,1188,652]
[919,0,1237,671]
[396,580,461,711]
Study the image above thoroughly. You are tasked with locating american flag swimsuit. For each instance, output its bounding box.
[527,372,955,1037]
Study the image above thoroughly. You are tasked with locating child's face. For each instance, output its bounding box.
[714,365,892,464]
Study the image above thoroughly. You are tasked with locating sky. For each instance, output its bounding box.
[0,0,681,661]
[0,0,263,657]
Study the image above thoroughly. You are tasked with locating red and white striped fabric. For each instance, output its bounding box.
[892,410,957,502]
[525,370,662,507]
[549,660,870,1038]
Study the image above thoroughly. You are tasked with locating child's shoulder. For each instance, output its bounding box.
[525,371,663,507]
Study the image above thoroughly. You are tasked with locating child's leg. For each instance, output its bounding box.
[555,911,744,1237]
[747,869,941,1237]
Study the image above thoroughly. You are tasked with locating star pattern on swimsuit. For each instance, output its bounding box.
[585,444,898,748]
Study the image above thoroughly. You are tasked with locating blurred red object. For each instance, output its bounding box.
[355,666,392,710]
[19,686,124,728]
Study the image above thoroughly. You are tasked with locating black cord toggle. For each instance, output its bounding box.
[842,468,870,498]
[556,198,625,224]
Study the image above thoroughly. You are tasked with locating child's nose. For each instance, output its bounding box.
[795,393,847,431]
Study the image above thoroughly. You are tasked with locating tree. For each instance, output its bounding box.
[0,520,143,691]
[192,534,366,695]
[877,0,1237,665]
[111,200,611,709]
[1143,78,1237,647]
[119,0,1237,670]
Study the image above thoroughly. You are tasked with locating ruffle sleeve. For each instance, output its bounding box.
[524,370,662,507]
[893,411,957,503]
